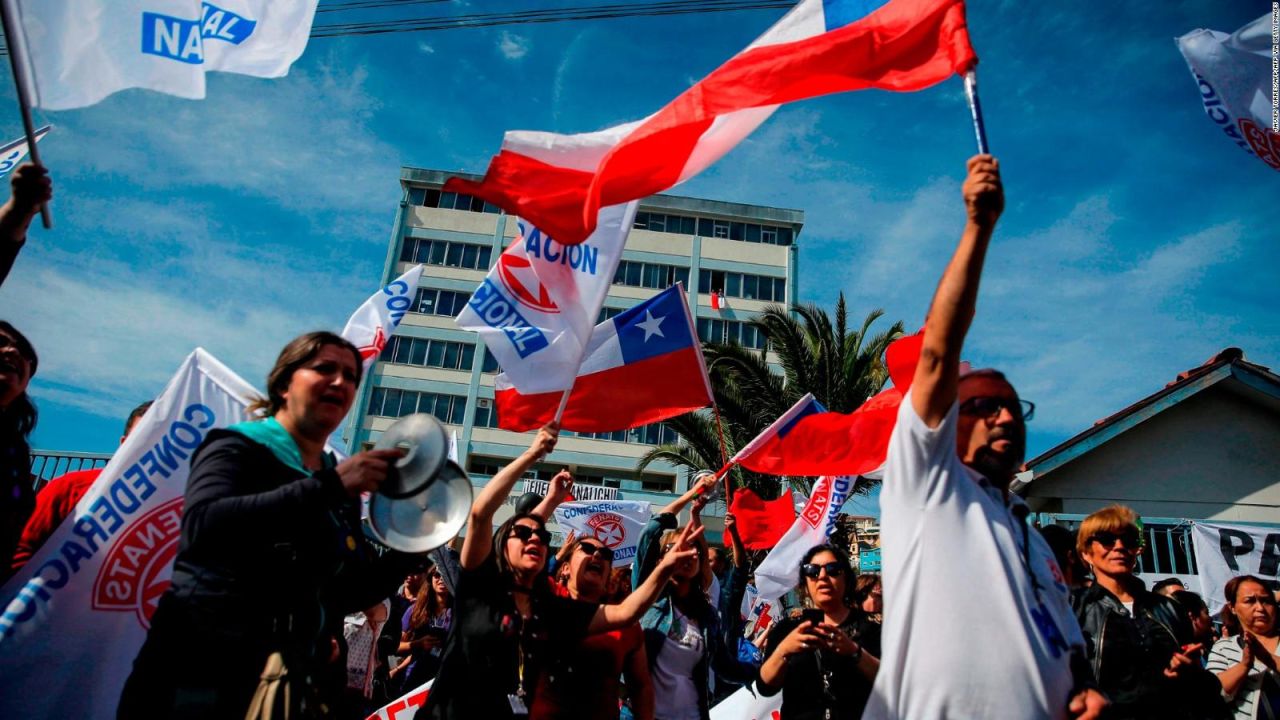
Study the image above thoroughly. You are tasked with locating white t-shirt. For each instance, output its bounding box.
[651,607,706,720]
[863,392,1084,720]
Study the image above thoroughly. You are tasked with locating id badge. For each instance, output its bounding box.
[507,693,529,715]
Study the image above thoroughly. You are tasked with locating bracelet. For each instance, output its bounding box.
[850,643,863,663]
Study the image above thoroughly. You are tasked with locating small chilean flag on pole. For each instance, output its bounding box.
[495,284,711,432]
[446,0,975,245]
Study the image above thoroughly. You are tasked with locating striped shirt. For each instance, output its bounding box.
[1206,636,1280,719]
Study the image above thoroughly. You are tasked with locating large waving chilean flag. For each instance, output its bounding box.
[494,285,712,432]
[447,0,975,245]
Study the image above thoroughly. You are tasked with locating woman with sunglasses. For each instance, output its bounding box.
[1072,505,1225,719]
[631,473,753,720]
[530,535,655,720]
[420,424,701,720]
[758,544,879,720]
[1206,575,1280,719]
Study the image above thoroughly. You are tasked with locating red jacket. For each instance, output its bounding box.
[11,468,102,571]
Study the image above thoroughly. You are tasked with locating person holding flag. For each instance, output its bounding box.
[0,163,50,288]
[117,331,425,718]
[862,156,1107,719]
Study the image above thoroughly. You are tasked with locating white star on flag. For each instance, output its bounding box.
[636,310,665,341]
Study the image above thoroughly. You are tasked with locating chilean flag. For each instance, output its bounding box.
[447,0,975,245]
[494,284,712,432]
[731,332,923,476]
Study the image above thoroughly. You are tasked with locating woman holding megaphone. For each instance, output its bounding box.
[419,422,701,720]
[118,331,429,719]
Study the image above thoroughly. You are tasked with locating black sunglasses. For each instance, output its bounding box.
[1089,530,1142,551]
[959,396,1035,422]
[801,561,846,579]
[509,524,551,545]
[577,541,615,562]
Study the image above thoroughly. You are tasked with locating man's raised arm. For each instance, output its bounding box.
[911,155,1004,428]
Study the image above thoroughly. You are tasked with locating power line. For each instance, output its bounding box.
[0,0,792,55]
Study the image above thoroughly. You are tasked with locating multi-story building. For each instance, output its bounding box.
[343,167,803,539]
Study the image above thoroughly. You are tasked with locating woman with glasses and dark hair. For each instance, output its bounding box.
[421,424,699,720]
[758,544,880,720]
[0,321,37,581]
[1206,574,1280,719]
[530,535,655,720]
[119,331,426,718]
[631,473,753,720]
[1071,505,1226,719]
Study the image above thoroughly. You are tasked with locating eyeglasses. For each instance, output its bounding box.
[959,396,1035,422]
[801,562,846,579]
[1088,530,1142,551]
[577,541,615,562]
[509,524,551,545]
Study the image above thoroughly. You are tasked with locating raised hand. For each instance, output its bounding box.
[547,470,574,503]
[525,422,560,461]
[962,154,1003,228]
[656,522,704,575]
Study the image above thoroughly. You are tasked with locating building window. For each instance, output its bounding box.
[561,422,679,446]
[613,260,689,290]
[413,288,472,317]
[698,269,784,303]
[597,306,625,323]
[712,221,730,239]
[400,238,493,270]
[380,336,478,372]
[414,187,501,214]
[369,387,469,424]
[697,317,767,350]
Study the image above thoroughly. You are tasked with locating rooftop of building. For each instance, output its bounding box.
[400,166,805,228]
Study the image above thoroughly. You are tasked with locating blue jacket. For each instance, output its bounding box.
[632,512,754,719]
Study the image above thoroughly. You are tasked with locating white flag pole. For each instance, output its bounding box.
[963,68,990,155]
[0,0,50,228]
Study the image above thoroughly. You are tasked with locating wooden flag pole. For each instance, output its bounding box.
[963,69,989,155]
[0,0,51,228]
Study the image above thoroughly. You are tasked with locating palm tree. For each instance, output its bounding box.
[638,295,903,498]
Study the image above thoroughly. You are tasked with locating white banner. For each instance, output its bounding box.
[366,679,432,720]
[342,264,425,375]
[708,683,783,720]
[0,348,257,719]
[552,500,651,568]
[1191,521,1280,614]
[1177,12,1280,171]
[0,125,49,178]
[456,202,637,394]
[9,0,320,110]
[752,475,853,601]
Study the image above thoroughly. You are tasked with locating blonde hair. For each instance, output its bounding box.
[1076,504,1140,557]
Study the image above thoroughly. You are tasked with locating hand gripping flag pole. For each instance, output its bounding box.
[0,0,51,228]
[963,68,989,154]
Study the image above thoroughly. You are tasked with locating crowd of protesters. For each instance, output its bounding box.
[2,157,1279,720]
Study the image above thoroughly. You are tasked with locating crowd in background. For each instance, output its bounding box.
[2,159,1278,720]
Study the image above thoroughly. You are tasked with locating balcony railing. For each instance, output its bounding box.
[29,449,112,491]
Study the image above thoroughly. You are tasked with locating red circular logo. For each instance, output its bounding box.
[586,512,626,549]
[92,497,184,629]
[497,248,560,314]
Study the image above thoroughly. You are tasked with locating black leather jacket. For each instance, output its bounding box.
[1072,582,1226,719]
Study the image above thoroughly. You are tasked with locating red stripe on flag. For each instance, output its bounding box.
[729,487,796,550]
[495,347,712,432]
[451,0,974,244]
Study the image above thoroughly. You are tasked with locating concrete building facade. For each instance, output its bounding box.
[343,167,803,537]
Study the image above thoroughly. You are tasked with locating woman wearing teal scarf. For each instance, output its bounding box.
[120,331,423,719]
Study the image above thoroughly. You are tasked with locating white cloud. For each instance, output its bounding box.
[498,31,530,60]
[418,42,436,54]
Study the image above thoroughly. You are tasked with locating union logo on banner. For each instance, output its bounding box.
[497,248,560,314]
[801,483,831,529]
[91,497,184,630]
[587,512,627,549]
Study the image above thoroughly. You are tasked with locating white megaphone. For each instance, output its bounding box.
[366,413,473,553]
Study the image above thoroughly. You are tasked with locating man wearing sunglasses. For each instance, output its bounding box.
[863,157,1106,720]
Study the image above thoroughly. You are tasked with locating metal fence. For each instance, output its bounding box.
[28,449,112,491]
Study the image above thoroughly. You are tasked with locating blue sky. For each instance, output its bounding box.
[1,0,1275,518]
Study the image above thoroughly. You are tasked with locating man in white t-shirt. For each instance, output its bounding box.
[863,156,1107,720]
